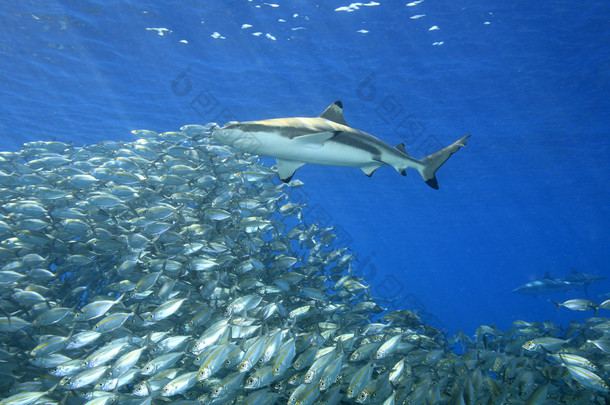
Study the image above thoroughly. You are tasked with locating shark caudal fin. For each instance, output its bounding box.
[418,135,471,189]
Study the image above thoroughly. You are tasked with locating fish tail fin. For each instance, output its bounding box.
[418,135,470,189]
[552,300,561,311]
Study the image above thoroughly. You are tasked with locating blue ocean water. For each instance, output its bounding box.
[1,0,609,337]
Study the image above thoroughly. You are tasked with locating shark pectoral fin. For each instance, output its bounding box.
[276,159,306,183]
[292,131,336,149]
[361,162,383,177]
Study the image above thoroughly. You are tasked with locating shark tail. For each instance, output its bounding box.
[418,135,471,189]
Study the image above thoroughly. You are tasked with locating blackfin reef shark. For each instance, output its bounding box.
[212,101,470,189]
[512,269,605,297]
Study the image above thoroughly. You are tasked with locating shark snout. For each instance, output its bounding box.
[212,127,238,145]
[213,124,263,153]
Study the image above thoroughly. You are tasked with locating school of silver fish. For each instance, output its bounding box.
[0,124,609,404]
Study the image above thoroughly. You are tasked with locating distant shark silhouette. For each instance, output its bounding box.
[212,101,470,189]
[512,269,605,297]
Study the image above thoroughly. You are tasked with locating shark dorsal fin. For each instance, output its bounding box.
[319,101,348,126]
[395,143,411,157]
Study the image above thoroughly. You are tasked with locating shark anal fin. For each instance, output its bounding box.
[276,159,306,182]
[293,131,336,149]
[319,101,348,126]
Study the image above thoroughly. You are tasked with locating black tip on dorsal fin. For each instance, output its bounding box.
[319,101,348,126]
[395,143,411,157]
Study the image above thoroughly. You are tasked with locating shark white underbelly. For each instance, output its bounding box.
[245,133,373,166]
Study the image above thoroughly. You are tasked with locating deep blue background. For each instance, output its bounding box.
[2,0,609,336]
